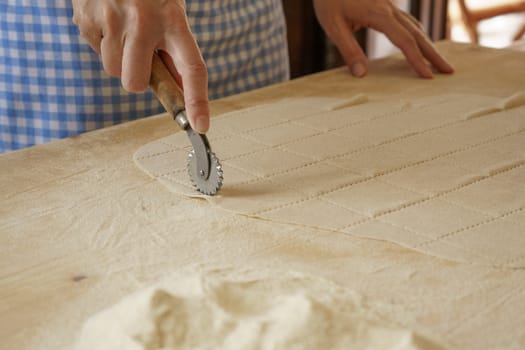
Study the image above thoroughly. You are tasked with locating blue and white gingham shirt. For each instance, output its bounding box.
[0,0,289,153]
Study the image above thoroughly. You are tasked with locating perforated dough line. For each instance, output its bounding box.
[250,127,525,217]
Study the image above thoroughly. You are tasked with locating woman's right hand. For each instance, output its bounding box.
[72,0,210,133]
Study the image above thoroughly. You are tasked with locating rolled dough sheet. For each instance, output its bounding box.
[75,267,449,350]
[134,93,525,268]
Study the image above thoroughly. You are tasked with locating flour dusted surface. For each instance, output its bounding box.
[76,268,448,350]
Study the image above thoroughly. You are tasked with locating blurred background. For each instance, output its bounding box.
[282,0,525,78]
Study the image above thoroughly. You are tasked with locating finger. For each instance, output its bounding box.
[99,11,124,78]
[73,2,103,54]
[121,32,156,92]
[401,11,425,31]
[78,23,103,54]
[376,18,434,78]
[158,50,183,88]
[397,12,454,74]
[79,28,103,54]
[100,34,124,77]
[164,29,210,134]
[331,19,368,77]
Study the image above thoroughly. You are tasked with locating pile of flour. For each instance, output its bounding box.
[75,268,448,350]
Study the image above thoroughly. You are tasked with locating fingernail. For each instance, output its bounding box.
[351,62,366,77]
[195,115,208,133]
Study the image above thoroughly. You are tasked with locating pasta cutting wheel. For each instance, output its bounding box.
[187,148,223,196]
[149,52,223,195]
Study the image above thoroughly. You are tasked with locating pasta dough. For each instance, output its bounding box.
[134,93,525,268]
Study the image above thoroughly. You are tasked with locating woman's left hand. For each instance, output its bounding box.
[313,0,454,78]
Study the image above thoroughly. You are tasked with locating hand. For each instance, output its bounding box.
[72,0,209,133]
[313,0,454,78]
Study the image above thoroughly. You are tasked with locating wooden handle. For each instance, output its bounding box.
[149,53,185,116]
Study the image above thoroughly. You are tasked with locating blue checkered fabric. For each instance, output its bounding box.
[0,0,289,153]
[188,0,289,98]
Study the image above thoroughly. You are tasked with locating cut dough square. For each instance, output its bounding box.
[405,106,459,125]
[322,179,424,217]
[134,137,186,157]
[148,133,193,150]
[294,109,371,132]
[226,148,313,178]
[489,133,525,157]
[328,99,401,115]
[504,209,525,225]
[445,144,523,174]
[379,159,481,195]
[379,110,453,134]
[218,164,257,186]
[221,97,349,132]
[294,100,406,131]
[495,164,525,185]
[333,145,420,177]
[243,122,320,147]
[342,220,429,247]
[158,172,193,192]
[282,133,367,161]
[206,119,239,140]
[439,219,525,268]
[211,136,268,159]
[440,178,525,216]
[134,149,190,176]
[439,110,524,148]
[283,97,360,118]
[215,104,289,133]
[379,199,492,239]
[269,161,364,196]
[332,116,418,148]
[263,198,367,231]
[500,106,525,130]
[413,93,499,115]
[415,240,491,265]
[387,131,464,160]
[212,180,304,215]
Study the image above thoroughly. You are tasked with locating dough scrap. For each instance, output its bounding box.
[134,94,525,268]
[75,268,449,350]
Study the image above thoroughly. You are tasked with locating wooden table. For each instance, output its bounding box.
[2,42,525,350]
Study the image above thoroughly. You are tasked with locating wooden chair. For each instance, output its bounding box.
[457,0,525,43]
